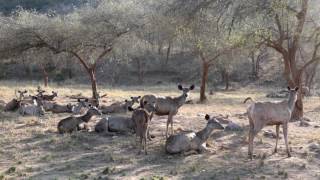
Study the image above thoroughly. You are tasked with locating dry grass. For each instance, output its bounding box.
[0,81,320,180]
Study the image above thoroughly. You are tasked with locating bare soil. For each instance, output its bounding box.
[0,82,320,180]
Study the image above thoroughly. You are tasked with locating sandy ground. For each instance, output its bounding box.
[0,82,320,180]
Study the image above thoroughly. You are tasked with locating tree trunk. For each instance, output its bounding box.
[40,64,48,87]
[224,70,229,90]
[164,41,171,68]
[89,68,99,107]
[200,62,209,103]
[136,59,144,84]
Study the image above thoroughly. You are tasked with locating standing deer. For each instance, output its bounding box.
[140,84,195,138]
[244,87,299,159]
[129,100,156,155]
[57,105,101,134]
[165,114,224,155]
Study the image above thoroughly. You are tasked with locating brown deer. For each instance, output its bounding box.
[100,96,141,114]
[165,114,224,155]
[42,91,58,101]
[129,100,156,155]
[57,105,101,134]
[5,90,28,112]
[244,87,299,159]
[140,84,195,138]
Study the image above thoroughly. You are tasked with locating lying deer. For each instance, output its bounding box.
[129,100,156,155]
[19,96,45,116]
[165,114,224,155]
[57,105,102,134]
[73,98,90,115]
[244,87,299,159]
[100,96,141,114]
[5,90,28,112]
[140,84,195,138]
[51,103,75,114]
[95,116,134,133]
[42,91,58,101]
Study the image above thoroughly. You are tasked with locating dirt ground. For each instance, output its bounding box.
[0,81,320,180]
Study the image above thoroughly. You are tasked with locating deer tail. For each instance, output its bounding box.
[243,97,254,104]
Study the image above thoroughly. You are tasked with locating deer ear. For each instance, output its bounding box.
[294,87,299,91]
[190,85,195,90]
[178,85,183,90]
[205,114,210,120]
[287,86,291,91]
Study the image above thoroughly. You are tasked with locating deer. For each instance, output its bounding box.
[95,116,134,134]
[140,84,195,138]
[50,103,75,114]
[165,114,224,155]
[244,87,299,159]
[19,96,45,116]
[42,91,58,101]
[129,100,156,155]
[5,90,28,112]
[72,98,90,115]
[100,96,141,114]
[57,105,102,134]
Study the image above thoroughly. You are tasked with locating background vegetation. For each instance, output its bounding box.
[0,0,319,119]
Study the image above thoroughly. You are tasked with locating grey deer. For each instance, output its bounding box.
[129,100,156,155]
[72,98,90,115]
[95,116,134,134]
[19,96,45,116]
[57,105,101,134]
[244,86,299,159]
[165,114,224,155]
[140,84,195,138]
[100,96,141,114]
[42,91,58,101]
[50,103,75,113]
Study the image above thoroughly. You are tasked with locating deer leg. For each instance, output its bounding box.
[166,118,170,139]
[144,131,148,155]
[248,129,254,159]
[283,123,291,157]
[274,125,280,153]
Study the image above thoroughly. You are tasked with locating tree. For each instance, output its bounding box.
[0,1,142,105]
[252,0,320,120]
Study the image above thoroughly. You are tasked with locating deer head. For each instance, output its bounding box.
[178,84,195,98]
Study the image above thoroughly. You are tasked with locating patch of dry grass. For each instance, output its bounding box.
[0,81,320,179]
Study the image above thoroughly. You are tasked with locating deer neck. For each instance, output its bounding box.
[173,94,187,108]
[287,94,297,113]
[81,112,93,122]
[195,125,214,144]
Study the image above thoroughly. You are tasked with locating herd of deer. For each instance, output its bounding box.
[0,85,300,158]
